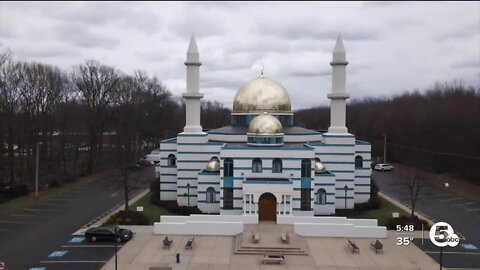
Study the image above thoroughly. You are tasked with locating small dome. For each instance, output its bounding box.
[248,113,283,135]
[205,157,220,172]
[233,75,292,113]
[315,160,326,173]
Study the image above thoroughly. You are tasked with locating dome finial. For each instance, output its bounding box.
[260,64,265,78]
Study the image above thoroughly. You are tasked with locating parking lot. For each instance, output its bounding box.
[28,235,125,270]
[0,167,153,270]
[374,170,480,269]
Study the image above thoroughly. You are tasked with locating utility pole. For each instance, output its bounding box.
[124,167,129,211]
[383,134,387,163]
[35,141,42,199]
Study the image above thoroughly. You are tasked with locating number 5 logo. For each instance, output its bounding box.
[429,222,459,247]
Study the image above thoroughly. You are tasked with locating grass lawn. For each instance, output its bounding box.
[0,170,114,219]
[351,197,410,226]
[130,193,172,224]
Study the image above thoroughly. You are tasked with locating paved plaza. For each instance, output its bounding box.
[101,225,439,270]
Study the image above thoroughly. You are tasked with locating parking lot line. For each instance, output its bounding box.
[39,260,108,263]
[24,208,59,212]
[48,198,69,201]
[465,208,480,212]
[0,220,35,224]
[39,202,64,207]
[61,244,123,248]
[441,198,464,202]
[463,202,479,205]
[10,214,51,218]
[425,251,480,255]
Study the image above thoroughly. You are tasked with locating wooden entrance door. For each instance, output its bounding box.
[258,193,277,222]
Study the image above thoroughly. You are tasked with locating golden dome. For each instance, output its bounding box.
[315,160,326,173]
[205,157,220,172]
[233,76,292,113]
[248,113,283,135]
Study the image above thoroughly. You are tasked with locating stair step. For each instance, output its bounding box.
[239,246,301,250]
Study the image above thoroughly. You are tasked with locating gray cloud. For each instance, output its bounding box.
[54,22,118,49]
[0,1,478,110]
[435,22,480,42]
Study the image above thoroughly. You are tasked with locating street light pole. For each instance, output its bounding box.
[383,134,387,164]
[187,183,191,207]
[35,141,42,199]
[114,225,118,270]
[344,185,348,213]
[439,246,443,270]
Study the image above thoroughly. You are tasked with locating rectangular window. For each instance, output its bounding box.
[300,188,311,211]
[223,188,233,209]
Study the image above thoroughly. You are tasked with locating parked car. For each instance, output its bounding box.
[374,163,394,171]
[85,225,133,243]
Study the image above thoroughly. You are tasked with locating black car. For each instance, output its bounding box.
[85,226,133,243]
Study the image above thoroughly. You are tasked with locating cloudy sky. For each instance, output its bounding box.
[0,1,478,109]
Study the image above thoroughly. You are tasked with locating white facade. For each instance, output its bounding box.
[154,35,372,219]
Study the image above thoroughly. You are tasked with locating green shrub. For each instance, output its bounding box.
[104,210,149,225]
[150,179,160,205]
[354,195,381,211]
[153,199,201,215]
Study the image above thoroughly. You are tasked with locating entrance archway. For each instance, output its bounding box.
[258,192,277,222]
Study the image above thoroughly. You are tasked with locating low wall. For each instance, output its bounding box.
[154,221,244,236]
[277,216,378,226]
[189,214,258,224]
[294,223,387,238]
[160,214,258,224]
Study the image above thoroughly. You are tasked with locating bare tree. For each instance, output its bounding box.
[398,166,425,217]
[71,60,120,174]
[17,62,67,183]
[0,52,21,185]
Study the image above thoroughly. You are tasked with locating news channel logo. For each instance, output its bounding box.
[429,222,460,247]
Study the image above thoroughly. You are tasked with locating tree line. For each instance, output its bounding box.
[295,81,480,183]
[0,51,229,190]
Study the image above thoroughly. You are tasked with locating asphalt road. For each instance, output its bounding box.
[0,166,153,270]
[373,170,480,268]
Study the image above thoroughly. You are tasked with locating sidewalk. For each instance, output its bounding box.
[73,188,150,235]
[379,191,435,226]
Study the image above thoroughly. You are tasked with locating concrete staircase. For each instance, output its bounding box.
[233,223,309,256]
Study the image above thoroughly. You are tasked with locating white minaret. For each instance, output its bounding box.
[182,34,204,133]
[327,35,350,134]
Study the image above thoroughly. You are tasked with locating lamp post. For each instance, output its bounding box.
[35,141,43,199]
[344,185,348,213]
[186,183,191,207]
[383,133,387,164]
[114,224,118,270]
[440,182,448,270]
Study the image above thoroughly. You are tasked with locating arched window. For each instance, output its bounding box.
[301,159,311,177]
[272,158,282,173]
[252,158,262,173]
[167,154,176,167]
[316,189,327,205]
[206,187,215,203]
[355,155,363,168]
[224,158,234,177]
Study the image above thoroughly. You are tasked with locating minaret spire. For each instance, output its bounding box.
[327,34,349,134]
[182,34,203,133]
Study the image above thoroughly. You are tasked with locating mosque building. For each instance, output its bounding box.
[155,35,371,221]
